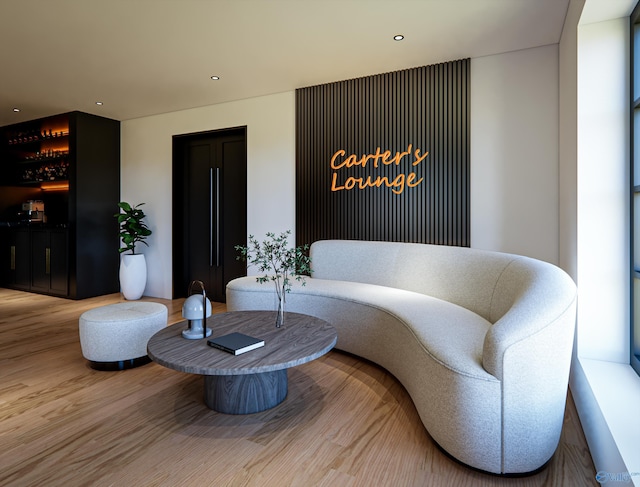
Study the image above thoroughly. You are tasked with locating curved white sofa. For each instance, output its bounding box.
[226,240,577,475]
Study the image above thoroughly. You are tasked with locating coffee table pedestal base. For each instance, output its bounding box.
[204,370,288,414]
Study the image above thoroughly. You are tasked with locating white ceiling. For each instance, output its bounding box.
[0,0,611,127]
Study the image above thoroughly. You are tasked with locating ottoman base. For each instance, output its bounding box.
[88,355,152,371]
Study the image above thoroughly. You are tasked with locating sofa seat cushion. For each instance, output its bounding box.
[227,276,495,380]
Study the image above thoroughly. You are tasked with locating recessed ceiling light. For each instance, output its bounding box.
[393,35,404,41]
[12,108,20,112]
[210,76,220,80]
[95,101,103,106]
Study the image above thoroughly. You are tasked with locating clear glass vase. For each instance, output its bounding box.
[275,292,285,328]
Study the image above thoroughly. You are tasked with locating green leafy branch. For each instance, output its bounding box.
[235,230,311,302]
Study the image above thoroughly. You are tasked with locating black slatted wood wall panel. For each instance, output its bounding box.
[295,59,469,247]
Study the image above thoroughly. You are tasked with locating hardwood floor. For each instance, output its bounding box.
[0,288,596,486]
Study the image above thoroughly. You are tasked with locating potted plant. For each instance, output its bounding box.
[114,202,152,300]
[235,230,311,327]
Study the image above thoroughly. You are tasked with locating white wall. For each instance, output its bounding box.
[559,0,582,282]
[121,48,562,299]
[577,19,630,363]
[470,45,560,265]
[121,92,295,298]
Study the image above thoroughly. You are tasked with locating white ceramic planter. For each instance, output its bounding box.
[119,254,147,300]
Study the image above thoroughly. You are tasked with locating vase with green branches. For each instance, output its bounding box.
[235,230,311,327]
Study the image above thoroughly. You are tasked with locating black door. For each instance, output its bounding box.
[173,127,247,302]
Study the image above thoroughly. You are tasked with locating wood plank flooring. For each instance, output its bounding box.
[0,288,597,486]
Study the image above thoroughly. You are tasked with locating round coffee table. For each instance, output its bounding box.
[147,310,337,414]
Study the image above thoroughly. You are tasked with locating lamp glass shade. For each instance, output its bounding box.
[182,294,212,320]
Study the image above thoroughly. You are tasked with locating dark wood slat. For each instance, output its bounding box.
[295,60,470,247]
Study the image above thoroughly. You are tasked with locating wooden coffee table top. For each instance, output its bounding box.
[147,310,337,376]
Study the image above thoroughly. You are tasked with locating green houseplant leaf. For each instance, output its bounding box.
[114,201,152,254]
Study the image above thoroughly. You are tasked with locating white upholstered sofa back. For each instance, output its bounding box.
[310,239,578,381]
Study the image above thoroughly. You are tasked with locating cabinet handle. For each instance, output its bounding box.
[46,247,51,275]
[10,246,15,270]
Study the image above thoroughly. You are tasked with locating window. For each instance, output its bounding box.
[630,3,640,375]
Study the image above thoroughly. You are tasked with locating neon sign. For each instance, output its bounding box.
[330,144,428,195]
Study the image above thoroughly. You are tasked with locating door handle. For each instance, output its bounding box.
[210,168,213,267]
[45,247,51,275]
[209,167,221,267]
[10,246,15,270]
[216,167,220,267]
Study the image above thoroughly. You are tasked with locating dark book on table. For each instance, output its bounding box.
[207,332,265,355]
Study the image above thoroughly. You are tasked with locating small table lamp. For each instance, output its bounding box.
[182,280,212,339]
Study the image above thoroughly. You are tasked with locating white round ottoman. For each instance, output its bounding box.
[79,302,168,370]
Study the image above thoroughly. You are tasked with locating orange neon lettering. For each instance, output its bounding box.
[389,174,405,194]
[331,172,345,191]
[407,172,424,187]
[330,150,347,170]
[331,171,424,195]
[413,148,429,166]
[330,144,428,194]
[362,149,382,169]
[395,144,412,165]
[380,150,392,166]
